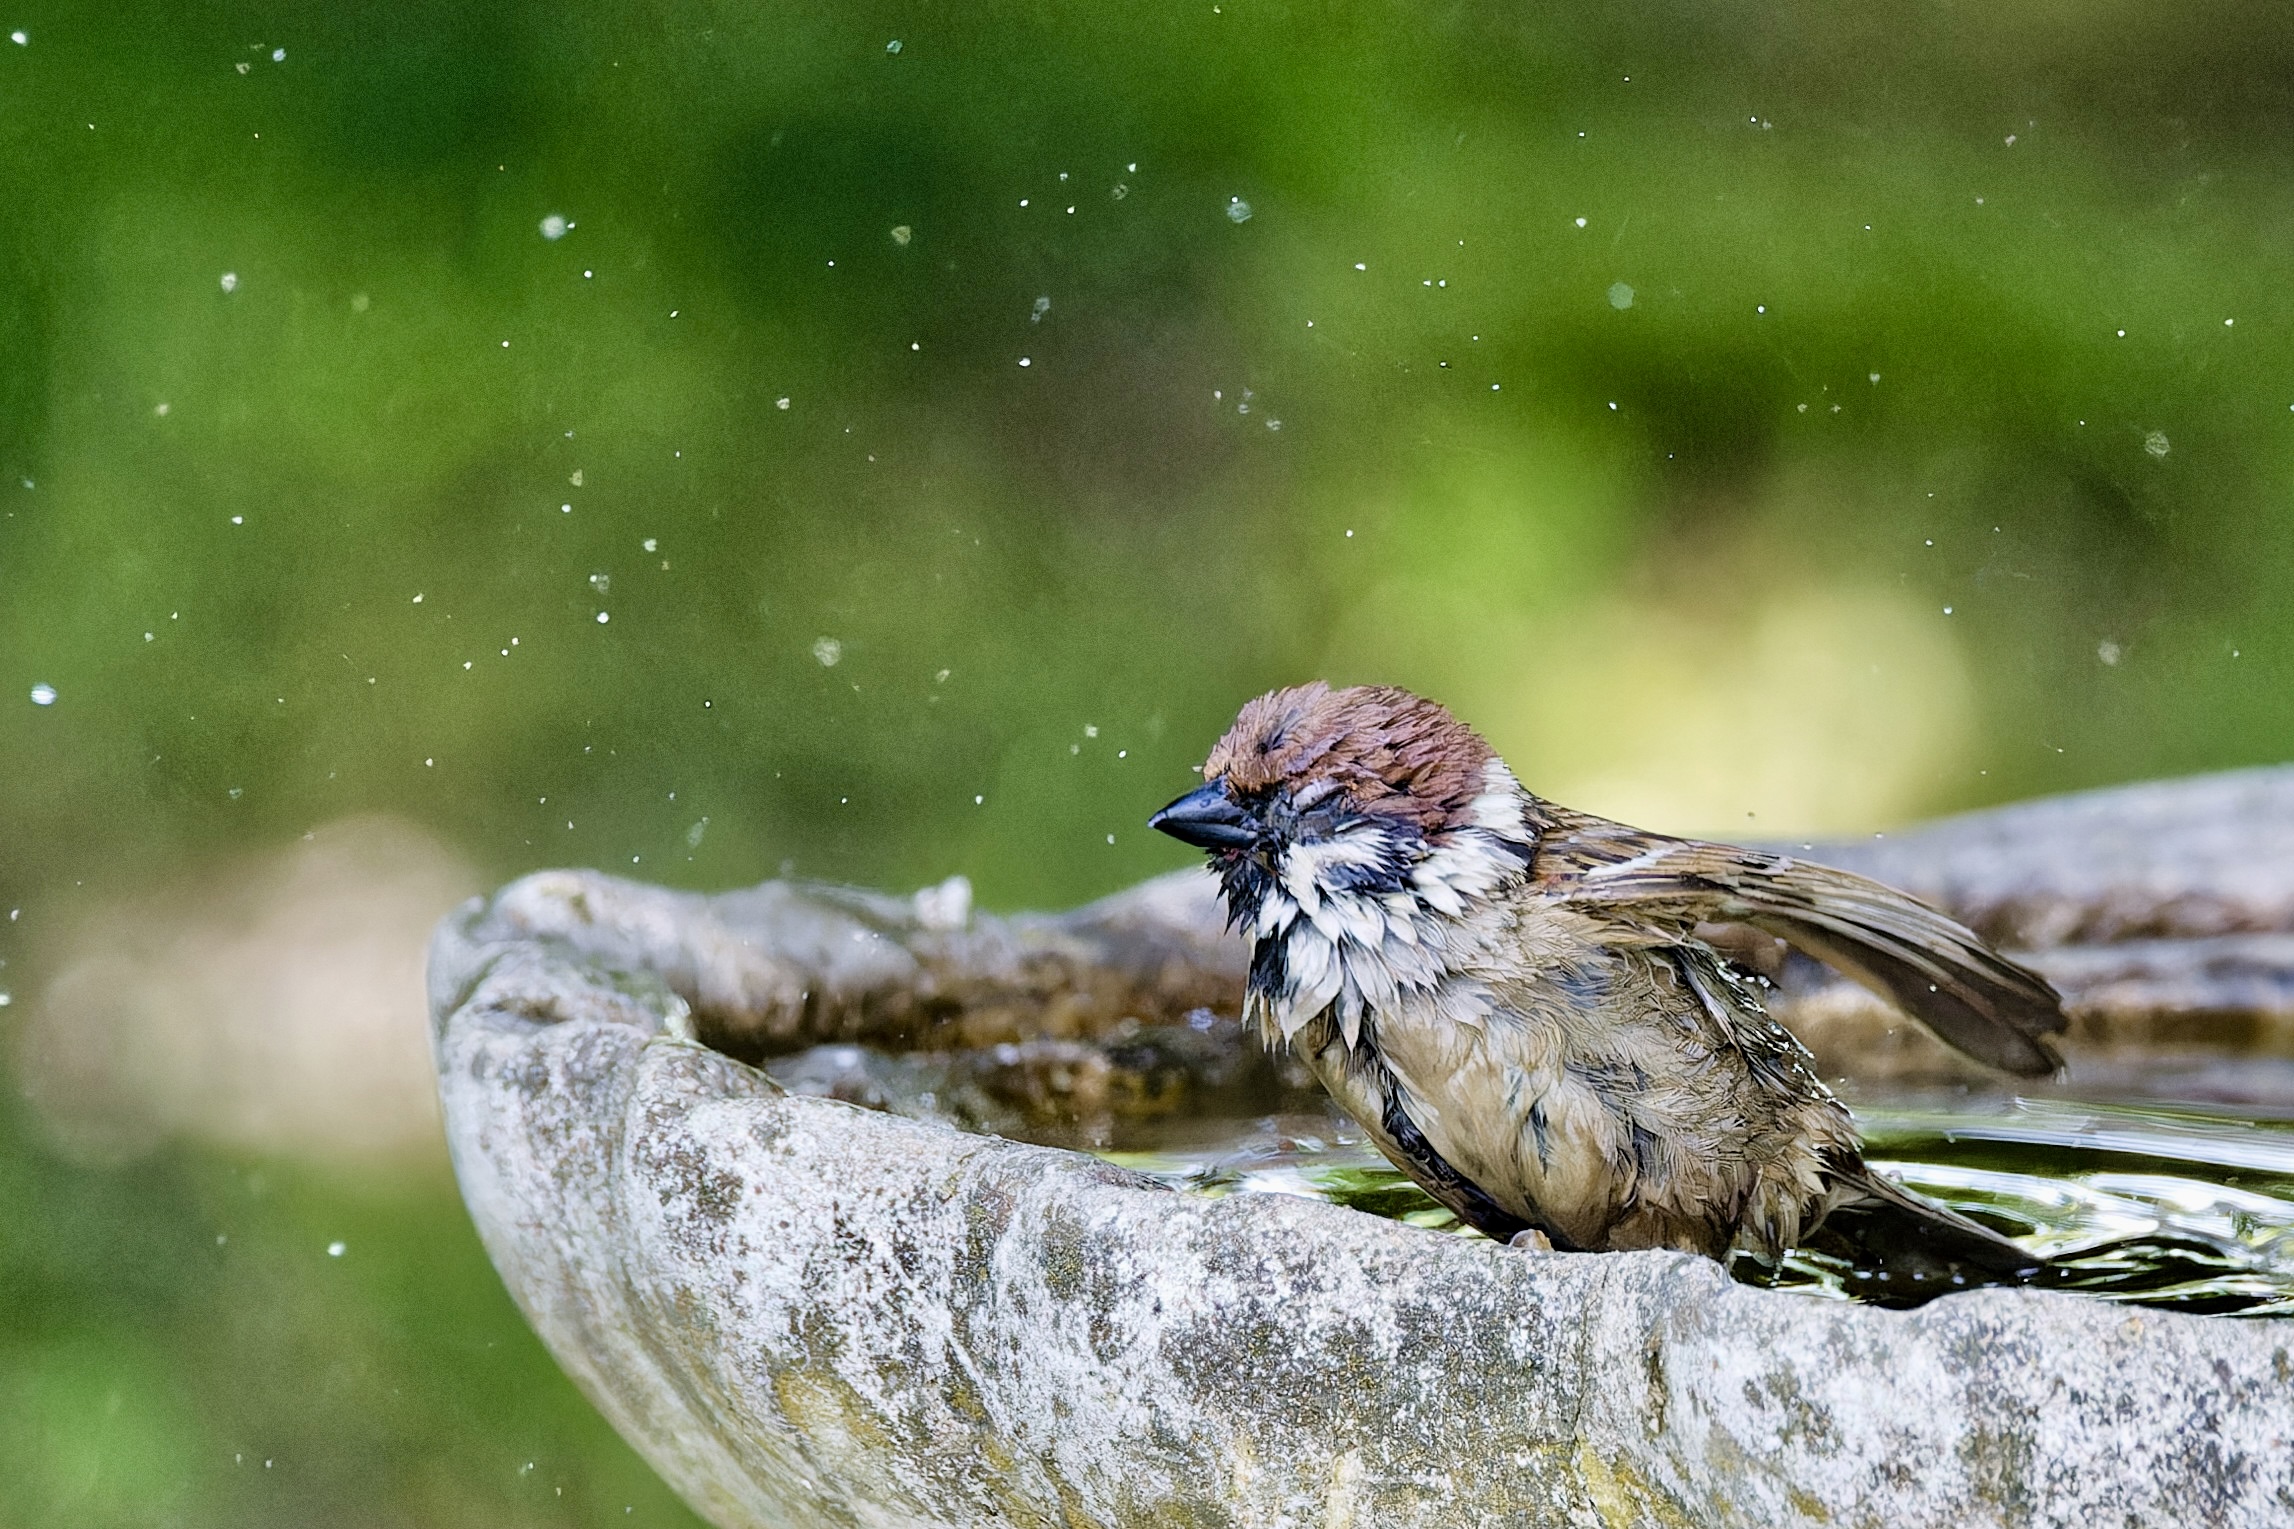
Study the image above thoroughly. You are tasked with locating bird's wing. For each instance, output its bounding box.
[1524,803,2067,1076]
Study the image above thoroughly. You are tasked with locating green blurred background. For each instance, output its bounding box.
[4,0,2292,1521]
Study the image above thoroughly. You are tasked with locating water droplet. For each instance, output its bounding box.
[885,38,902,53]
[890,224,912,246]
[595,611,609,624]
[219,271,238,293]
[812,636,842,667]
[1573,216,1587,228]
[776,397,791,410]
[1225,196,1253,223]
[327,1241,345,1257]
[539,213,568,240]
[1607,281,1633,309]
[9,31,25,44]
[29,683,55,706]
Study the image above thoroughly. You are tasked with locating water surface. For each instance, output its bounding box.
[1105,1094,2294,1315]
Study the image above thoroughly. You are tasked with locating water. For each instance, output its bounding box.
[1103,1096,2294,1315]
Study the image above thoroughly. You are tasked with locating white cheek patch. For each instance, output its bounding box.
[1411,831,1518,913]
[1278,831,1394,920]
[1254,780,1536,1053]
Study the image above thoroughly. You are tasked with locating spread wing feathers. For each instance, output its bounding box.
[1525,804,2067,1076]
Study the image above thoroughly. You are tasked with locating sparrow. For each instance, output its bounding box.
[1149,682,2066,1275]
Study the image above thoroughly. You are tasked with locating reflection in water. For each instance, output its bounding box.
[1104,1096,2294,1315]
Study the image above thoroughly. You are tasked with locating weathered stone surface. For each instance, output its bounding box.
[1805,765,2294,947]
[439,771,2294,1126]
[432,878,2294,1529]
[442,865,1244,1057]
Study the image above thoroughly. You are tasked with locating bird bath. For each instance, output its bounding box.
[430,769,2294,1527]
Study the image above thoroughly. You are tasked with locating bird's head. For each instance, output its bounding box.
[1150,683,1535,939]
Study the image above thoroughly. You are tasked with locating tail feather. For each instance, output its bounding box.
[1794,1167,2045,1305]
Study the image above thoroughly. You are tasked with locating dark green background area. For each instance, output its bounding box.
[2,1,2291,1523]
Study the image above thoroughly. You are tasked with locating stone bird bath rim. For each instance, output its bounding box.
[428,768,2294,1528]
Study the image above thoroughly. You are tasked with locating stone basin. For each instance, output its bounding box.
[428,771,2294,1528]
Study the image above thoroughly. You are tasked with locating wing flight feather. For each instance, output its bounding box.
[1526,804,2066,1076]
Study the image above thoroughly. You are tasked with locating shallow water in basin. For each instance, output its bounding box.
[1101,1095,2294,1315]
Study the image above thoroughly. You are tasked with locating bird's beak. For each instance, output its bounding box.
[1149,781,1258,851]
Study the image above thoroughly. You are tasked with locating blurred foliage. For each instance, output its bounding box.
[4,0,2294,1522]
[0,1090,697,1528]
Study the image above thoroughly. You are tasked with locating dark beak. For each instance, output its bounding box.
[1149,782,1258,851]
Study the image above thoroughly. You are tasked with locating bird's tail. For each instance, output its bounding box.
[1798,1166,2045,1306]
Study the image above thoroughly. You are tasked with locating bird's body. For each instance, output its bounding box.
[1152,683,2065,1270]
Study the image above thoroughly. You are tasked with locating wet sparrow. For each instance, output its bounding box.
[1150,683,2063,1274]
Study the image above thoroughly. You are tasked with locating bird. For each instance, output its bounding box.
[1148,681,2065,1283]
